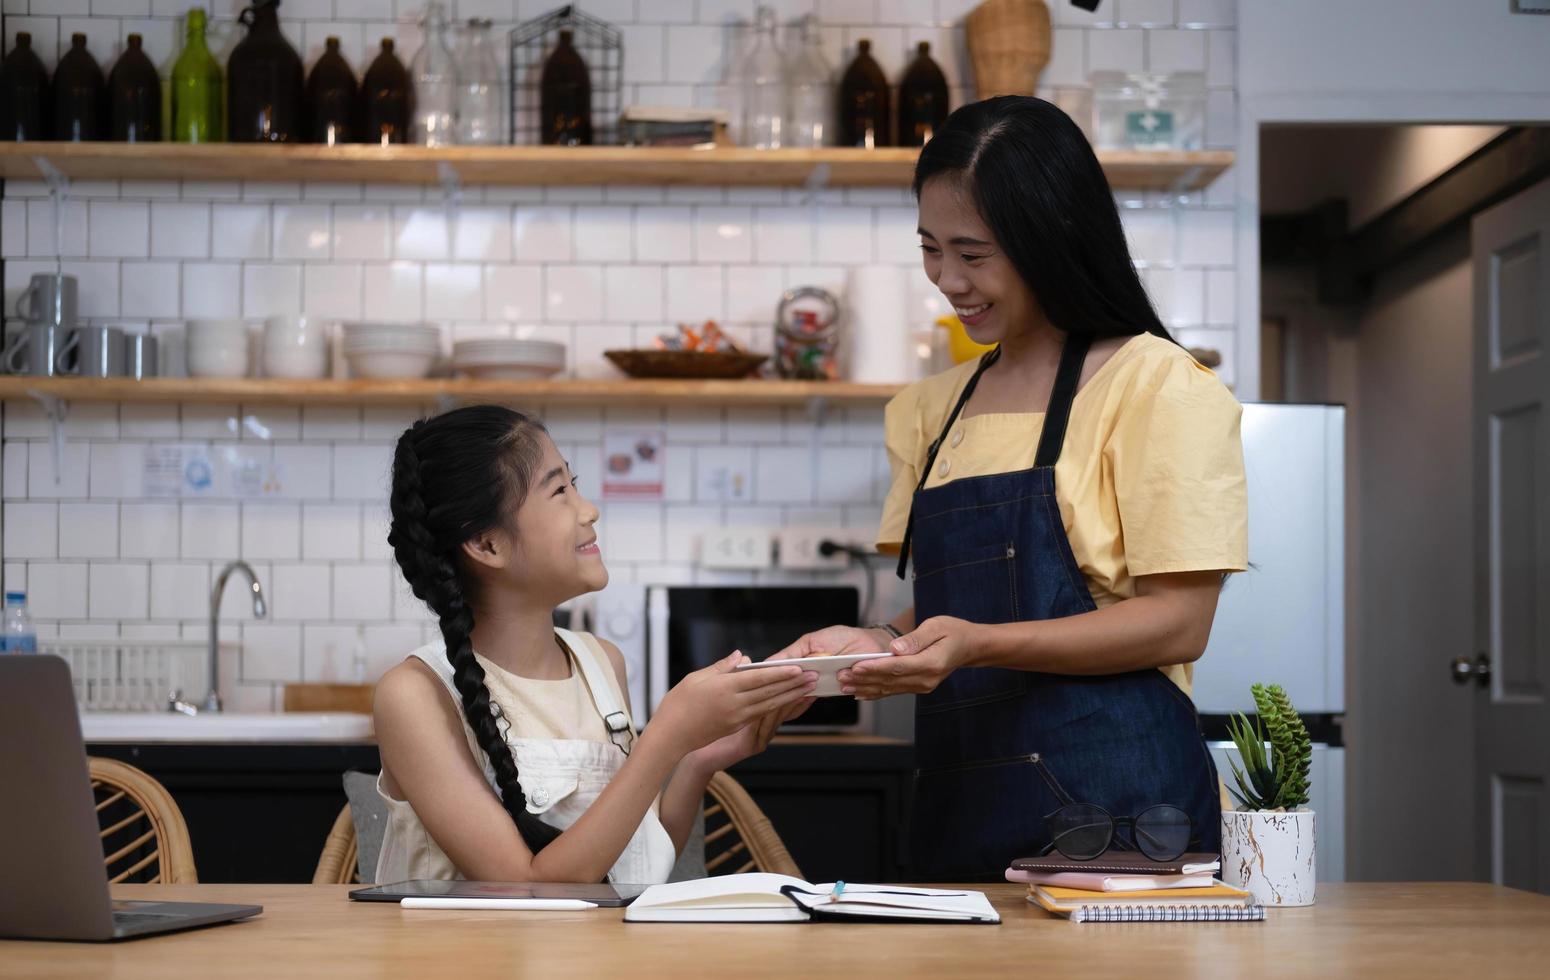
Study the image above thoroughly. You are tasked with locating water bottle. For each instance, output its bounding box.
[1,592,38,654]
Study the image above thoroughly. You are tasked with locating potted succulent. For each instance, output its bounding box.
[1221,683,1316,907]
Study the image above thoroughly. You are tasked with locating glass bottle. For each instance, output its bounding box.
[897,41,949,147]
[539,29,592,146]
[227,0,305,142]
[0,32,50,141]
[727,5,785,149]
[305,36,357,145]
[410,2,458,146]
[53,33,108,142]
[109,33,162,142]
[0,592,37,655]
[785,14,831,148]
[455,18,503,145]
[359,38,409,145]
[171,7,223,143]
[838,38,889,149]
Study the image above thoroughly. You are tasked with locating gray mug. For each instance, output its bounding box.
[14,273,78,331]
[2,321,69,376]
[125,333,158,380]
[57,326,126,378]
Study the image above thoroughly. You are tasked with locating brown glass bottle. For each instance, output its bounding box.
[540,30,592,146]
[108,33,162,142]
[0,32,50,141]
[838,39,890,148]
[53,33,107,142]
[897,41,948,147]
[227,0,305,142]
[305,36,357,145]
[359,38,409,145]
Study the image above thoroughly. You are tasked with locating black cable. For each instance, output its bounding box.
[819,539,880,625]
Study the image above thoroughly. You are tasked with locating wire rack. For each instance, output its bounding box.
[509,5,623,146]
[45,640,208,712]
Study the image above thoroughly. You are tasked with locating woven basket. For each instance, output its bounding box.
[604,350,768,379]
[965,0,1052,99]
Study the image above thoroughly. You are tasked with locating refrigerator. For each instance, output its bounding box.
[1195,403,1347,881]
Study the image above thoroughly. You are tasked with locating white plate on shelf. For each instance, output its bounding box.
[454,363,565,380]
[734,652,893,698]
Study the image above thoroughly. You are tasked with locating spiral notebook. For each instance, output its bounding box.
[1029,882,1265,923]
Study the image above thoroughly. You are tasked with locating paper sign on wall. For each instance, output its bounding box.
[602,430,665,500]
[143,445,282,498]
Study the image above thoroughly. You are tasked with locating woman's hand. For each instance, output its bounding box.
[688,691,816,774]
[839,616,984,700]
[768,625,896,661]
[650,652,817,756]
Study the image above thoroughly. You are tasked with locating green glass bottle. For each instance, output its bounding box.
[170,7,223,142]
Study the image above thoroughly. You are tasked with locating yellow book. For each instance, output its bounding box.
[1030,882,1264,923]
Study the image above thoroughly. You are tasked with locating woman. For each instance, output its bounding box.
[775,96,1247,881]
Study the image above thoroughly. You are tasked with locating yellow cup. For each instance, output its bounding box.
[937,315,996,364]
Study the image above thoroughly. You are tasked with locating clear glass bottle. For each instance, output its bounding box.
[171,7,223,143]
[726,5,786,149]
[455,18,502,145]
[410,1,458,146]
[785,14,831,148]
[1,592,37,654]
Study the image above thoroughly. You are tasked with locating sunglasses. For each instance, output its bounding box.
[1031,753,1193,862]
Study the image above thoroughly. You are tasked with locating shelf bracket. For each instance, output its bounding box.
[33,156,71,275]
[795,162,831,206]
[804,394,832,426]
[435,393,458,416]
[25,390,70,486]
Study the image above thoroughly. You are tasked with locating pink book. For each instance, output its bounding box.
[1005,869,1217,892]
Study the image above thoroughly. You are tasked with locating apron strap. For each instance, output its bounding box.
[895,347,1002,580]
[1034,332,1093,468]
[894,333,1095,581]
[554,627,635,757]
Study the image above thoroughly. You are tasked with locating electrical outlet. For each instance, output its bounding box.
[699,526,773,569]
[776,527,852,571]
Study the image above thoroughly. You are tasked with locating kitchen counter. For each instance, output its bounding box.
[4,882,1545,978]
[81,712,375,744]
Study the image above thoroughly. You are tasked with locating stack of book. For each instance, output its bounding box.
[1007,853,1265,922]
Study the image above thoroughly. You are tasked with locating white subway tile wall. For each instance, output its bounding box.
[1,0,1239,707]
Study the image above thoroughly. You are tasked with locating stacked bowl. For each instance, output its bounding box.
[450,339,567,380]
[262,315,330,379]
[186,319,251,378]
[341,323,441,379]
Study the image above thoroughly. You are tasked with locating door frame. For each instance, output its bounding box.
[1236,92,1550,883]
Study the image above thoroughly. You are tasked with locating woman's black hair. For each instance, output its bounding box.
[913,95,1172,342]
[387,404,562,854]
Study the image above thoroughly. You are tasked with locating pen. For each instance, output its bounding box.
[830,881,846,903]
[400,898,599,911]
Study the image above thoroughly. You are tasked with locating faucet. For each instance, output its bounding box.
[204,560,267,713]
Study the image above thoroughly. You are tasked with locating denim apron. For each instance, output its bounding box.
[896,335,1221,881]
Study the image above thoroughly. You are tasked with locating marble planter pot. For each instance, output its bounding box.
[1221,808,1316,907]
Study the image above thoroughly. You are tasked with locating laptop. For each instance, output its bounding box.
[0,655,261,942]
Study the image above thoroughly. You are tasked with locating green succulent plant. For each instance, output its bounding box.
[1225,683,1312,811]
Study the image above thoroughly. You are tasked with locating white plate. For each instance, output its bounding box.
[455,363,565,380]
[733,652,893,698]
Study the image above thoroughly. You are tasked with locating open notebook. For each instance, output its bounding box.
[624,874,1000,924]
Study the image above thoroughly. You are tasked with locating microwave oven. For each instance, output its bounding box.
[583,583,874,734]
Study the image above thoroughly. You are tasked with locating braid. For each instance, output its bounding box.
[388,416,561,855]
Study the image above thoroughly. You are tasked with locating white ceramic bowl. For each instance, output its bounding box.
[455,363,565,380]
[344,350,437,379]
[263,350,330,379]
[263,315,328,353]
[188,345,250,378]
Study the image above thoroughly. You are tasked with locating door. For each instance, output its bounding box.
[1471,178,1550,894]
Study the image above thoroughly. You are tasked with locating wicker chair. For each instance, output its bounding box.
[313,805,360,884]
[703,771,802,878]
[311,772,801,883]
[88,757,198,884]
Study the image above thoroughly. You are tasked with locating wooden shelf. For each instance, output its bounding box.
[0,143,1234,190]
[0,376,903,408]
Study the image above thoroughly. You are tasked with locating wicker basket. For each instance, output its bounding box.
[965,0,1052,99]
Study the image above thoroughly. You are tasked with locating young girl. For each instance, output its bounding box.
[374,405,817,884]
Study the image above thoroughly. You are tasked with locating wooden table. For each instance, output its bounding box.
[3,883,1547,978]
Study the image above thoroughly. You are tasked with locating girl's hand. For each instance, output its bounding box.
[689,692,816,774]
[768,624,896,661]
[839,616,983,700]
[651,652,818,756]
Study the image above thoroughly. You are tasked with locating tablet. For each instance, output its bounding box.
[734,652,893,697]
[350,880,649,907]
